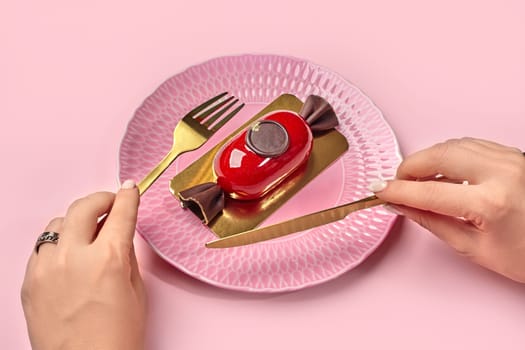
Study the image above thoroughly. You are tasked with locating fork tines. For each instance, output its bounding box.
[190,92,245,133]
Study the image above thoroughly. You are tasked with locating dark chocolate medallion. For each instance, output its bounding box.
[245,120,289,157]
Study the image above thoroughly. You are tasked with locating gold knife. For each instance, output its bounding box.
[205,195,386,248]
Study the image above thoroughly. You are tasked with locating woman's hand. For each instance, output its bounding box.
[370,138,525,283]
[21,181,146,350]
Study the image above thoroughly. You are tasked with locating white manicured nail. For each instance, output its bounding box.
[121,179,136,189]
[367,179,387,192]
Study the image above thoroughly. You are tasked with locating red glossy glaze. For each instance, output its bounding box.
[214,110,313,200]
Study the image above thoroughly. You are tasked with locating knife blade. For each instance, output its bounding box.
[205,195,386,248]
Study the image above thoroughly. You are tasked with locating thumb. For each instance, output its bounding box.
[389,204,479,256]
[98,180,140,250]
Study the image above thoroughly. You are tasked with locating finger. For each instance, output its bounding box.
[372,179,481,222]
[461,138,524,163]
[27,217,64,271]
[425,139,525,180]
[129,243,146,300]
[396,140,492,183]
[97,180,139,250]
[35,217,64,257]
[62,192,116,246]
[390,204,479,256]
[455,137,506,152]
[468,137,522,154]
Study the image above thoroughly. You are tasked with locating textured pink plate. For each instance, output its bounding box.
[118,54,402,292]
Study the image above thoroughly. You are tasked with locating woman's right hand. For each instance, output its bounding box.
[370,138,525,283]
[21,181,146,350]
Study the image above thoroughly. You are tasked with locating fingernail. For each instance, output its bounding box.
[367,179,387,192]
[383,204,404,216]
[121,179,136,189]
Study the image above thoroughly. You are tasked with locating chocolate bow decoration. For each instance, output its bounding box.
[300,95,339,131]
[178,182,225,224]
[177,95,339,225]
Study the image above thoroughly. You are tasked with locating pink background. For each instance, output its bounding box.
[2,0,525,349]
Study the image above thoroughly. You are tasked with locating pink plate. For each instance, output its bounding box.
[118,54,402,292]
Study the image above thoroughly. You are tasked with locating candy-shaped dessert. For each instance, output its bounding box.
[215,110,312,200]
[178,95,339,224]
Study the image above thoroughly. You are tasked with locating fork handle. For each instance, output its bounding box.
[137,146,184,195]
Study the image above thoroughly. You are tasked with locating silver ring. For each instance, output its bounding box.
[35,231,60,253]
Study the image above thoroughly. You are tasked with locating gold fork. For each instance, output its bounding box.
[138,92,244,195]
